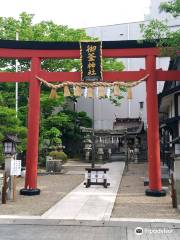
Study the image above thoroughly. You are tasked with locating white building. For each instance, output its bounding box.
[76,0,180,129]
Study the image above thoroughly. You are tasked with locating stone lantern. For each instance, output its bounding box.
[83,135,92,162]
[2,135,19,175]
[134,137,139,163]
[2,135,20,200]
[96,142,105,162]
[3,135,17,156]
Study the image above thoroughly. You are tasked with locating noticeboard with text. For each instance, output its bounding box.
[80,41,102,82]
[10,160,21,176]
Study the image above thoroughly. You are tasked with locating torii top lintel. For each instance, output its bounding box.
[0,39,179,82]
[0,39,161,58]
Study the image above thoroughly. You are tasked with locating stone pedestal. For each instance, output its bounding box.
[97,148,104,162]
[5,155,14,176]
[96,142,105,162]
[4,155,14,199]
[174,156,180,209]
[46,160,62,173]
[85,151,91,162]
[83,135,92,163]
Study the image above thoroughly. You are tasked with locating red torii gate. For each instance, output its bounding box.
[0,40,180,196]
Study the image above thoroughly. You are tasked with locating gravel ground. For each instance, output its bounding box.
[2,161,179,219]
[112,163,180,219]
[0,169,84,216]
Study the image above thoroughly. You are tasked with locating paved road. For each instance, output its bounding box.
[0,219,180,240]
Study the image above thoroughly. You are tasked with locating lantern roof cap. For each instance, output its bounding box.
[2,134,20,143]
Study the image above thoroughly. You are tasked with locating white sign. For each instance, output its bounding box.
[90,171,104,183]
[10,160,21,176]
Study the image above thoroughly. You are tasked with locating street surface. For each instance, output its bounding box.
[0,219,180,240]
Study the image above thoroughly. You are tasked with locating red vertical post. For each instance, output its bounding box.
[20,57,41,195]
[145,55,166,196]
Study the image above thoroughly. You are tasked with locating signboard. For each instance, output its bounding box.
[90,170,104,183]
[10,160,21,176]
[80,41,102,82]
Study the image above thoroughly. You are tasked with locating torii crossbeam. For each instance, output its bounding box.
[0,40,180,196]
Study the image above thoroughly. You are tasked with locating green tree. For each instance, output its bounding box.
[160,0,180,17]
[0,12,124,109]
[140,0,180,55]
[0,104,27,163]
[0,12,124,164]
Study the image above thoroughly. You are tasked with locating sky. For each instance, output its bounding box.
[0,0,151,28]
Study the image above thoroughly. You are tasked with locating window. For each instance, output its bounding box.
[139,101,144,109]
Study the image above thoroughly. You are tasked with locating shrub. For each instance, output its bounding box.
[49,151,68,162]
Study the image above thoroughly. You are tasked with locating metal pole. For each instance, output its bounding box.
[91,96,95,168]
[15,32,19,118]
[124,130,128,171]
[127,23,131,118]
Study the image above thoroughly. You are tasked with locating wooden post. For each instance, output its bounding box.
[13,176,17,201]
[171,173,177,208]
[2,171,7,204]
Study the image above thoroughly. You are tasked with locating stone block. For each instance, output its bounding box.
[46,160,62,173]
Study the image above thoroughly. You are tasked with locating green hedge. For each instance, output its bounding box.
[49,151,68,162]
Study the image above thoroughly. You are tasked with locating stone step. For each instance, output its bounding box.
[110,154,126,162]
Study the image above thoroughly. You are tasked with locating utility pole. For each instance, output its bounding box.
[15,31,19,118]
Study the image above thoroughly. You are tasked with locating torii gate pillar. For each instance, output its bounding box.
[145,55,166,196]
[20,57,41,195]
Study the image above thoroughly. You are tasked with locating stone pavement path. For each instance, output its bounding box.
[42,162,125,220]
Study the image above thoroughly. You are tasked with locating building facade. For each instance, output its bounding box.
[76,0,180,129]
[159,57,180,141]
